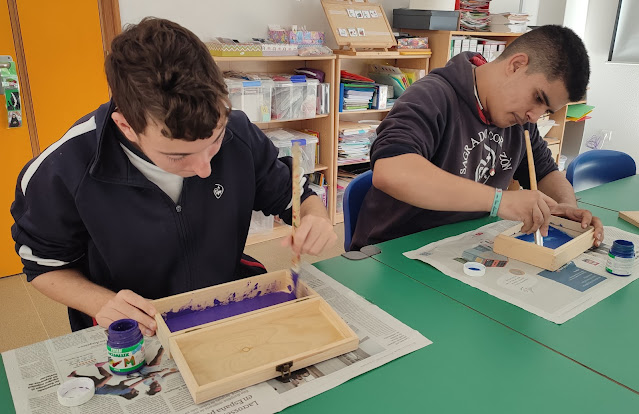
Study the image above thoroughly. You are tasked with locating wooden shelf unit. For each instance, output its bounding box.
[213,55,336,243]
[397,30,521,71]
[333,53,430,223]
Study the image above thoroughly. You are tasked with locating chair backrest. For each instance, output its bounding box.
[566,149,636,192]
[343,170,373,251]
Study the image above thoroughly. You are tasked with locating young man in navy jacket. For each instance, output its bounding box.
[11,18,336,334]
[351,25,603,251]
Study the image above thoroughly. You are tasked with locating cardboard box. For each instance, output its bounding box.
[206,42,262,57]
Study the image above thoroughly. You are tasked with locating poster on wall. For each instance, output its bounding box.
[0,56,22,128]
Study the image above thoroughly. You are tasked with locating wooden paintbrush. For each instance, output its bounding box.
[291,142,302,293]
[524,129,544,246]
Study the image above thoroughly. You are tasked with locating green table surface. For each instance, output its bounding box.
[2,257,638,412]
[576,175,639,212]
[371,204,639,393]
[287,257,639,413]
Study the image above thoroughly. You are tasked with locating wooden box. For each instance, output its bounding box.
[493,216,595,271]
[152,270,359,404]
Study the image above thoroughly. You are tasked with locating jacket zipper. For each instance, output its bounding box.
[173,182,193,289]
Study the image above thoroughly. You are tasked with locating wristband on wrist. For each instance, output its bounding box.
[490,188,503,217]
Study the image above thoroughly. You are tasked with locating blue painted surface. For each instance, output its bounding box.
[516,226,573,249]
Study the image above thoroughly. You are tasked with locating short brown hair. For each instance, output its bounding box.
[105,18,230,141]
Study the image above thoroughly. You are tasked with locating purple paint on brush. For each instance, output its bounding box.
[163,290,297,332]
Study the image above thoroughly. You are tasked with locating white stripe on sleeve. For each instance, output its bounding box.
[18,245,70,267]
[21,116,97,195]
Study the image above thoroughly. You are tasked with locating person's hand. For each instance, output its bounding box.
[497,190,558,236]
[551,203,604,247]
[95,290,157,336]
[282,214,337,256]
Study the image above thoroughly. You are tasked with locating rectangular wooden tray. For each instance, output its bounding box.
[493,216,595,271]
[152,269,359,403]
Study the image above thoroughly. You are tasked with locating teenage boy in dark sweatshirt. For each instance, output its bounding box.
[11,18,336,334]
[352,25,603,250]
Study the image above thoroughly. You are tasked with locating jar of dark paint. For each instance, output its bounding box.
[605,240,635,276]
[107,319,146,375]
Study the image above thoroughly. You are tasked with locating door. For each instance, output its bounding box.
[0,1,35,277]
[0,0,110,277]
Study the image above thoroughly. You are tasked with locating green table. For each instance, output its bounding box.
[576,175,639,212]
[372,204,639,393]
[2,257,638,412]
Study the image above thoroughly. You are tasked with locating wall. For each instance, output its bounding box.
[563,0,588,40]
[120,0,339,47]
[536,0,566,26]
[576,0,639,163]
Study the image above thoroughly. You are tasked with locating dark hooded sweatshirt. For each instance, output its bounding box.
[351,52,557,250]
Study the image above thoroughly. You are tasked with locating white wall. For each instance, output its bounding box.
[119,0,409,49]
[575,0,639,163]
[536,0,566,26]
[563,0,588,39]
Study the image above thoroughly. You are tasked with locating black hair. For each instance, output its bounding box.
[497,25,590,102]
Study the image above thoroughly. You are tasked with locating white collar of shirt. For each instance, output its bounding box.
[119,143,184,204]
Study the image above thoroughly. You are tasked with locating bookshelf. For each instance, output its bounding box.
[396,30,521,71]
[213,55,336,243]
[333,53,431,224]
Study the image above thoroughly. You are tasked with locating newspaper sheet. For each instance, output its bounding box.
[3,263,432,413]
[404,221,639,324]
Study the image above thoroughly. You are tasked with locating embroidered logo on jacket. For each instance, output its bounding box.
[213,184,224,199]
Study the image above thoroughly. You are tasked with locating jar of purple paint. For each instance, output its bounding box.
[107,319,146,375]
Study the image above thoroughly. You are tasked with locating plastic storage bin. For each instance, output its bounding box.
[317,83,330,115]
[225,79,273,123]
[248,211,274,234]
[263,128,319,174]
[336,188,345,214]
[271,77,319,120]
[309,183,328,207]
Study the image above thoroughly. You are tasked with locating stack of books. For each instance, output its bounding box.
[337,122,376,165]
[339,71,376,112]
[459,0,492,32]
[489,12,529,33]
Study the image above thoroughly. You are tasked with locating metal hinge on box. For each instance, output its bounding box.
[276,361,294,382]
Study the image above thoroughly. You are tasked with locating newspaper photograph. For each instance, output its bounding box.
[2,263,432,413]
[404,221,639,324]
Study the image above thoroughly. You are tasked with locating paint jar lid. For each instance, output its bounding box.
[57,378,95,407]
[464,262,486,277]
[610,240,635,257]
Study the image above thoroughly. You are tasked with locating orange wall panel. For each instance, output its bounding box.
[0,2,36,277]
[17,0,109,151]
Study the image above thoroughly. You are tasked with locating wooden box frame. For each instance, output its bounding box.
[493,216,595,271]
[152,269,359,403]
[322,0,398,55]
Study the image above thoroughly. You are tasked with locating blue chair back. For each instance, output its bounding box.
[343,170,373,251]
[566,150,636,192]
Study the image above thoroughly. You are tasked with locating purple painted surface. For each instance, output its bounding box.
[163,290,297,332]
